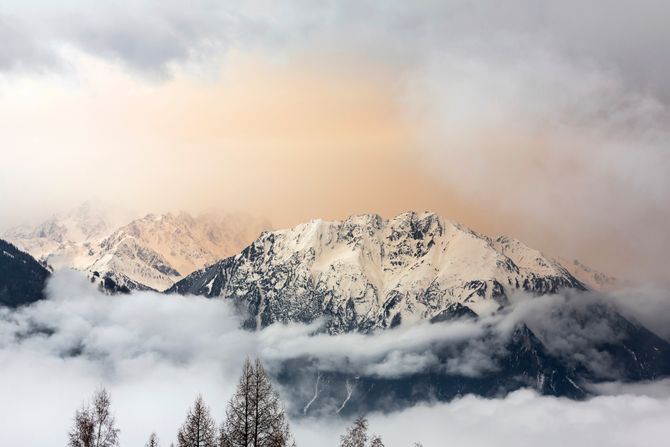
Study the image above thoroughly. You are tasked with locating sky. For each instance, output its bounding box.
[0,1,669,282]
[1,270,670,446]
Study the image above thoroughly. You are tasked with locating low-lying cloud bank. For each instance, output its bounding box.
[0,271,669,446]
[295,383,670,447]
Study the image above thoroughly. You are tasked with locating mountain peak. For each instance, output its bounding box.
[342,213,384,229]
[3,205,272,292]
[170,211,586,332]
[85,211,272,291]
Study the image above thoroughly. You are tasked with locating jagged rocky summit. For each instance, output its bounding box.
[169,211,586,333]
[2,202,271,292]
[168,211,670,416]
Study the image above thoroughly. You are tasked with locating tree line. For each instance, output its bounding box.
[67,358,423,447]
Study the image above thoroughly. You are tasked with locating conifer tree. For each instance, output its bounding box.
[177,395,217,447]
[250,359,291,447]
[339,417,368,447]
[218,423,233,447]
[68,405,95,447]
[146,432,160,447]
[339,417,385,447]
[222,358,293,447]
[223,358,254,447]
[68,388,120,447]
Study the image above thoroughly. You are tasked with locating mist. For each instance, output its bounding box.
[294,385,670,447]
[0,271,669,446]
[1,1,669,282]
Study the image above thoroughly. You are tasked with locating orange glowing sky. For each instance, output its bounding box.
[0,51,467,225]
[1,1,669,282]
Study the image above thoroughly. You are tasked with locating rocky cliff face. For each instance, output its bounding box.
[170,211,585,333]
[169,211,670,416]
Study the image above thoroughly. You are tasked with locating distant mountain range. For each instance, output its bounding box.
[2,201,271,292]
[3,204,610,296]
[4,206,665,417]
[2,200,125,270]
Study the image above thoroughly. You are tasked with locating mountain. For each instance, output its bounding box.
[169,211,585,333]
[0,239,50,307]
[276,323,587,417]
[559,257,618,290]
[87,212,272,291]
[275,305,670,417]
[3,203,271,292]
[2,200,132,270]
[168,211,670,415]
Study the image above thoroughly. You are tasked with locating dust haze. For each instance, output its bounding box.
[1,1,669,282]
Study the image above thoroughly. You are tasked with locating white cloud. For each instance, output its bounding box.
[293,385,670,447]
[609,284,670,339]
[1,271,670,445]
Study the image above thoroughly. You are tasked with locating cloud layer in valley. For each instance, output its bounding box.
[297,385,670,447]
[1,271,670,445]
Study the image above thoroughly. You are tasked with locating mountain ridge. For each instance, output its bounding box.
[168,211,587,332]
[0,239,50,307]
[2,203,271,292]
[166,211,670,416]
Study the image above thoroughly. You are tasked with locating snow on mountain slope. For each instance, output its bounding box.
[4,200,115,246]
[169,211,586,333]
[2,200,129,268]
[168,211,670,412]
[3,203,271,292]
[87,212,272,291]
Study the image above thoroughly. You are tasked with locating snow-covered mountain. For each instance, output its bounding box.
[169,211,586,333]
[87,212,272,291]
[0,239,50,307]
[3,203,271,291]
[5,208,667,415]
[2,200,129,269]
[168,211,670,415]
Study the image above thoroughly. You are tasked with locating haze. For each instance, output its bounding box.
[1,1,669,282]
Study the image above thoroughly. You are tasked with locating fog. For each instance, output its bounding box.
[0,271,669,446]
[296,385,670,447]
